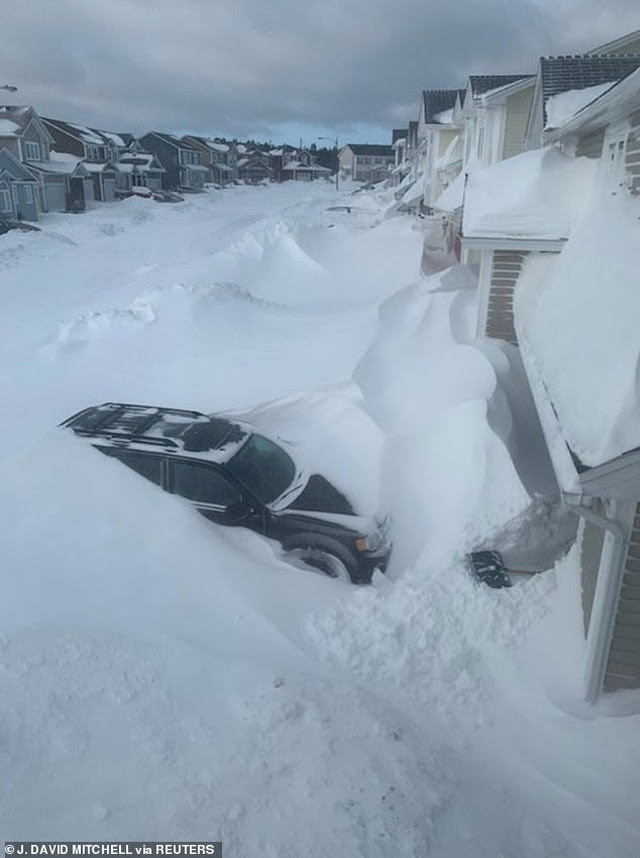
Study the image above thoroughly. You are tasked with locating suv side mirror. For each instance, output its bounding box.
[224,500,252,524]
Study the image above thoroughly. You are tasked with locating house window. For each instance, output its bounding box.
[24,185,33,202]
[0,183,12,212]
[24,140,40,161]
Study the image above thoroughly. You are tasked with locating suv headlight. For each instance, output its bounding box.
[355,528,385,553]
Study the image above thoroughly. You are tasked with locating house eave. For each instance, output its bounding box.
[578,448,640,501]
[461,235,567,251]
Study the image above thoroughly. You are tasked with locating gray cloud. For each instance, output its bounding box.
[2,0,639,140]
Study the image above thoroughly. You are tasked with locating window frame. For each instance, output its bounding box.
[168,458,244,509]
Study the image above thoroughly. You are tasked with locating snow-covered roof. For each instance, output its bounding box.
[101,131,126,148]
[236,157,248,167]
[433,170,465,212]
[0,118,22,137]
[83,162,116,174]
[516,190,640,468]
[545,81,618,130]
[69,123,106,145]
[433,108,454,124]
[463,147,598,240]
[27,158,86,176]
[207,141,229,153]
[236,144,247,154]
[50,150,83,166]
[0,118,20,136]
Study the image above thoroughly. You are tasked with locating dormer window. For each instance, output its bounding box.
[24,141,40,161]
[86,145,100,161]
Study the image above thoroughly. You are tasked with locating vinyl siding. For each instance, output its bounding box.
[575,128,606,159]
[502,86,535,160]
[604,503,640,691]
[485,250,528,345]
[625,110,640,191]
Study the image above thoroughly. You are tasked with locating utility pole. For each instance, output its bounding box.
[318,135,339,191]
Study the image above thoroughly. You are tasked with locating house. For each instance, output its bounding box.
[460,145,597,343]
[116,139,165,192]
[181,136,237,185]
[461,75,531,171]
[42,118,123,202]
[139,132,208,191]
[524,55,640,150]
[390,129,409,187]
[0,147,40,221]
[416,89,465,209]
[236,150,273,183]
[279,148,331,182]
[0,106,92,214]
[488,65,640,700]
[338,144,394,183]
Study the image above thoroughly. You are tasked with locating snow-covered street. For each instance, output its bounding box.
[1,183,639,856]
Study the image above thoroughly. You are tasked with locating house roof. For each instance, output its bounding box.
[43,118,108,146]
[463,146,598,241]
[0,119,20,136]
[146,131,199,151]
[422,89,462,123]
[544,65,640,141]
[0,147,39,182]
[345,144,394,156]
[538,55,640,124]
[0,106,54,144]
[516,189,640,471]
[586,28,640,56]
[469,75,530,96]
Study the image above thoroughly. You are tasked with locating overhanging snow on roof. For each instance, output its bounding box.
[433,170,465,212]
[463,147,598,240]
[516,190,640,468]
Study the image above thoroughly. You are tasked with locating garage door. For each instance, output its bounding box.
[45,181,66,213]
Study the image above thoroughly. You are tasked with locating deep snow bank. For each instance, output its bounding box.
[355,265,531,573]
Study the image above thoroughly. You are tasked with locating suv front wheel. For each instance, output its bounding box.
[282,534,360,584]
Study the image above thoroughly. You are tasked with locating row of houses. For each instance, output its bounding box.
[0,108,333,222]
[392,28,640,702]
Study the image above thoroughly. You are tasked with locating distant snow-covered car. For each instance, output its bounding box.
[61,402,391,584]
[152,190,184,203]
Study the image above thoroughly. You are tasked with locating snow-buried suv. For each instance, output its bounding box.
[62,402,391,584]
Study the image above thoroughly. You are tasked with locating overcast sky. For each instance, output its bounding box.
[2,1,638,145]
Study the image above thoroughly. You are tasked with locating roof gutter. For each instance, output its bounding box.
[564,494,629,703]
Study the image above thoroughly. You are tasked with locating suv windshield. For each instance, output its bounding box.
[226,433,297,504]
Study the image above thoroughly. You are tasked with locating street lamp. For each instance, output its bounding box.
[317,135,339,191]
[1,84,18,92]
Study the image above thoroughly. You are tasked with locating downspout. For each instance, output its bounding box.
[565,496,629,702]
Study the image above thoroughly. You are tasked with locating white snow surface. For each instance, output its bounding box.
[1,182,639,854]
[433,169,465,212]
[0,118,20,136]
[517,188,640,466]
[545,81,618,129]
[463,146,598,239]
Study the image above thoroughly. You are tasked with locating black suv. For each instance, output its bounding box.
[62,403,391,584]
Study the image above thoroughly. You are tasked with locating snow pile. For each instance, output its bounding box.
[433,169,465,212]
[355,265,530,572]
[545,81,618,129]
[463,146,598,239]
[516,189,640,466]
[1,181,640,855]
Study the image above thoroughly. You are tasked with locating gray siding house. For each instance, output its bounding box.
[0,105,89,214]
[0,147,40,221]
[139,133,208,191]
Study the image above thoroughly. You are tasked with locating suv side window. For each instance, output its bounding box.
[170,460,242,506]
[113,451,163,486]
